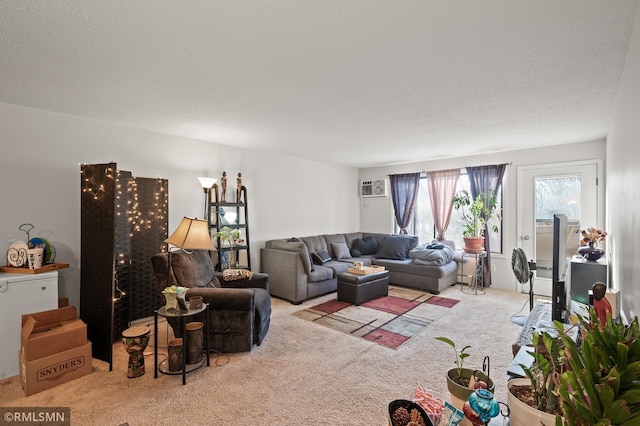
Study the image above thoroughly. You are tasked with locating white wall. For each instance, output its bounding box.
[0,103,359,311]
[359,139,606,292]
[607,6,640,321]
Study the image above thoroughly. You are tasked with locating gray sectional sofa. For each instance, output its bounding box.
[260,232,458,304]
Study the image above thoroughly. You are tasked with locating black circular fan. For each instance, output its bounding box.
[511,248,535,321]
[511,248,530,284]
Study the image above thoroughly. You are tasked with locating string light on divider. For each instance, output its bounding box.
[80,164,114,199]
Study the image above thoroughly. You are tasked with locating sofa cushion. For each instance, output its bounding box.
[331,242,351,260]
[303,235,327,254]
[271,240,314,274]
[311,250,331,265]
[351,236,379,257]
[374,257,458,278]
[343,232,363,250]
[324,260,353,275]
[339,257,373,267]
[308,265,334,282]
[376,235,414,260]
[324,234,348,258]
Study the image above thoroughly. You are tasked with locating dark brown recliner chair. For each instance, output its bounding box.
[151,250,271,352]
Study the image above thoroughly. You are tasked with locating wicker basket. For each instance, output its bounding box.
[388,399,433,426]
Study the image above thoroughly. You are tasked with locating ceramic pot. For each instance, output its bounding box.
[162,292,178,310]
[168,338,183,372]
[185,322,204,365]
[578,242,605,261]
[507,378,558,426]
[446,368,494,426]
[463,237,485,253]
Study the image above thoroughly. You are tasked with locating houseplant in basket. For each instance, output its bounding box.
[507,330,566,426]
[435,337,494,422]
[556,310,640,425]
[452,190,500,253]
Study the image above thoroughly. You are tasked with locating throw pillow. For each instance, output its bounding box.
[350,248,362,257]
[352,236,379,256]
[311,250,331,265]
[376,236,413,260]
[331,242,351,260]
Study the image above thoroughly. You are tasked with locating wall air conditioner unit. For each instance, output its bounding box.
[360,179,387,198]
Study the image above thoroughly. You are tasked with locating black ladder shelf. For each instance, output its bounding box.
[207,184,251,271]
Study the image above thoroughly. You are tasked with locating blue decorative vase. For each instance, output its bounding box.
[578,242,605,262]
[467,389,500,423]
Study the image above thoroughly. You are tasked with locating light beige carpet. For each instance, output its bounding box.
[0,284,534,425]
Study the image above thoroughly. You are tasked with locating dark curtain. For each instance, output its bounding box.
[466,164,507,286]
[389,173,421,234]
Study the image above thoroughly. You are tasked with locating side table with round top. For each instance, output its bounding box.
[337,268,389,305]
[154,303,210,385]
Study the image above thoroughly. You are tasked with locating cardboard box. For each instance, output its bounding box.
[20,342,92,396]
[21,306,88,361]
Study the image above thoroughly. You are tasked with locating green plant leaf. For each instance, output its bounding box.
[604,399,631,424]
[619,389,640,405]
[434,337,455,347]
[596,383,616,412]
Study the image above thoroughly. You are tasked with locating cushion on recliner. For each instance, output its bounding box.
[376,236,413,260]
[171,250,221,288]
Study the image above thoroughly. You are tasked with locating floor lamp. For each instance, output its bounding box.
[197,177,217,220]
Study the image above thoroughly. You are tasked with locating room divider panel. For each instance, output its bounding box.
[80,162,168,370]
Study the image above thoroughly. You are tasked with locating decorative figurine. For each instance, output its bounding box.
[220,171,227,202]
[236,172,243,203]
[592,282,612,324]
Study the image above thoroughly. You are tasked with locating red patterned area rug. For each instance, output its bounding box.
[294,286,460,349]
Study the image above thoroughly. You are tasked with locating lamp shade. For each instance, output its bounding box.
[197,176,217,189]
[165,217,215,250]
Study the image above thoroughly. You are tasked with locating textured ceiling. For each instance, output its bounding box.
[1,1,638,168]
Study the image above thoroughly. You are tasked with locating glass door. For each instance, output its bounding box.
[517,161,602,297]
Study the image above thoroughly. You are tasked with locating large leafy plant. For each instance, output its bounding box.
[556,311,640,425]
[452,190,500,238]
[214,226,241,246]
[520,330,566,415]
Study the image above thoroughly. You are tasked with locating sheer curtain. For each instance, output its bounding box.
[426,168,461,241]
[466,164,507,286]
[389,173,421,234]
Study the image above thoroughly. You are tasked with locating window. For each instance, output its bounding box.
[410,173,503,253]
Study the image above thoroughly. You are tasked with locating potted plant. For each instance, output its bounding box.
[214,226,241,269]
[452,190,500,252]
[435,337,494,421]
[507,330,565,426]
[556,310,640,425]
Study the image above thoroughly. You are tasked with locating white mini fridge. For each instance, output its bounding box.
[0,271,58,379]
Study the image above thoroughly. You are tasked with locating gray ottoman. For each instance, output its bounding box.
[337,270,389,305]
